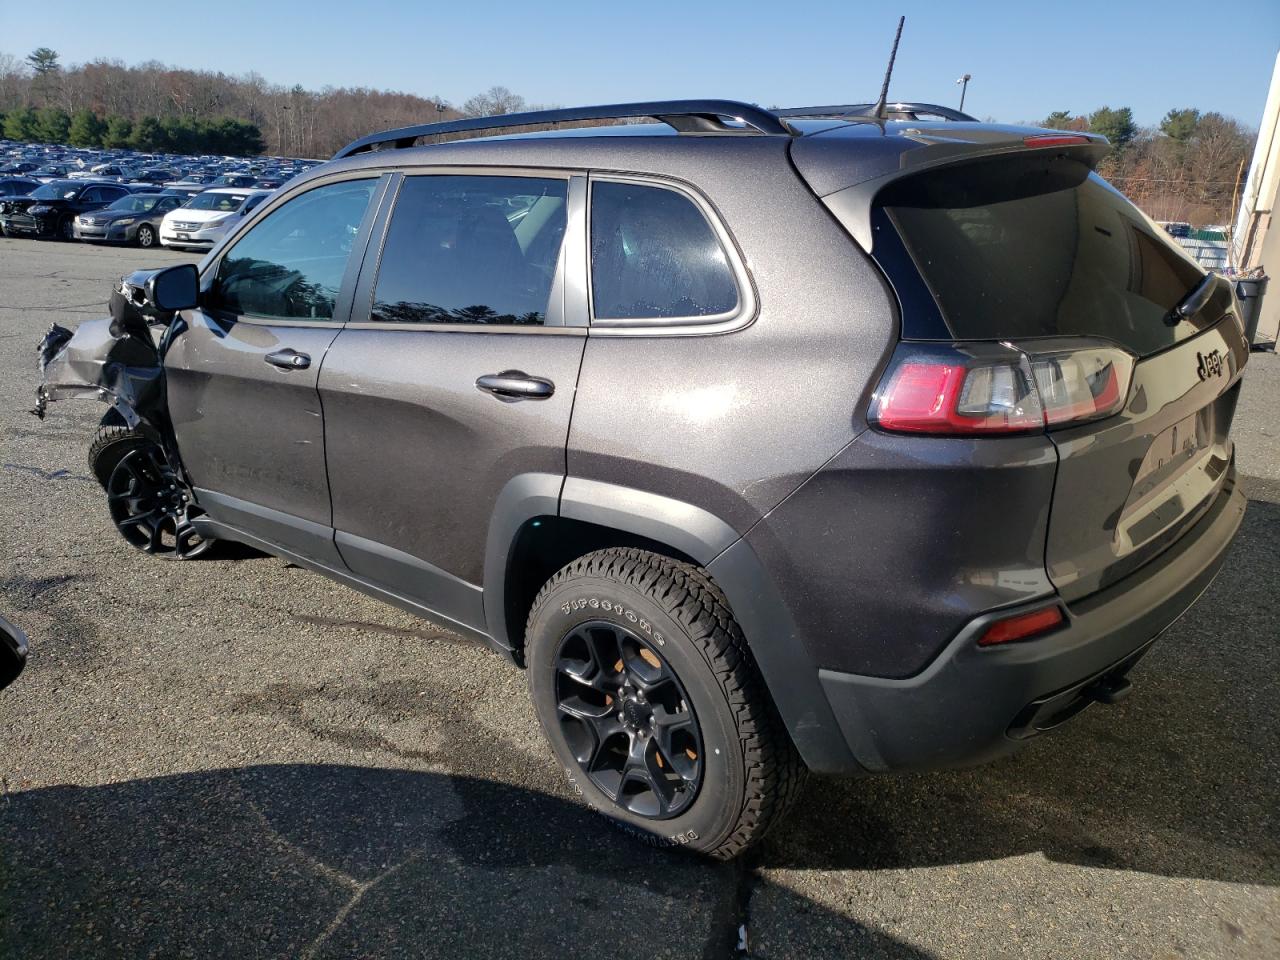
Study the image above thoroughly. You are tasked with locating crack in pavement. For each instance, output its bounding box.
[235,777,428,960]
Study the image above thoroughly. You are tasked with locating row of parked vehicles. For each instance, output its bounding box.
[0,139,321,250]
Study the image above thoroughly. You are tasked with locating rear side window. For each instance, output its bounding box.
[590,180,738,321]
[370,175,568,326]
[878,155,1210,356]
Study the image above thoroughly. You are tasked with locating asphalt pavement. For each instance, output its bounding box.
[0,236,1276,959]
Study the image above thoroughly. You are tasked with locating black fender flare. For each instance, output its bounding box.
[482,473,860,773]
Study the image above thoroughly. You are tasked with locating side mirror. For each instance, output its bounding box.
[146,263,199,312]
[0,613,28,691]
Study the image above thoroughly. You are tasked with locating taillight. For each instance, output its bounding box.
[871,341,1133,436]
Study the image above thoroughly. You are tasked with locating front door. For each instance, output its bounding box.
[319,171,586,634]
[166,174,385,564]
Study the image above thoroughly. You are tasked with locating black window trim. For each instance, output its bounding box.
[586,172,756,337]
[198,170,391,329]
[344,166,589,335]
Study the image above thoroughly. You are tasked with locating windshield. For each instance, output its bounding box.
[107,195,159,213]
[185,192,247,212]
[877,155,1212,357]
[30,181,79,200]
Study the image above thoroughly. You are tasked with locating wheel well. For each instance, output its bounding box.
[503,516,698,666]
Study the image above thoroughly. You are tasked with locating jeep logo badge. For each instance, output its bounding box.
[1196,349,1225,382]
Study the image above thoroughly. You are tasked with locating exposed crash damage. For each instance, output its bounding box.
[34,266,214,559]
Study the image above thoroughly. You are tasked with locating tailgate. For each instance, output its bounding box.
[1046,315,1246,599]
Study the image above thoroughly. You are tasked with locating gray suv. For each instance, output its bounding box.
[35,100,1248,859]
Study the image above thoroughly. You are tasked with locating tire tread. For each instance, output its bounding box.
[527,547,807,859]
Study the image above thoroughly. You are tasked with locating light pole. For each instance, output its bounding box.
[956,74,972,112]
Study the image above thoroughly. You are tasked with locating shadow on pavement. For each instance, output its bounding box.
[0,764,932,960]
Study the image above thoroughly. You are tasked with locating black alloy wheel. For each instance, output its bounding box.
[106,446,212,560]
[554,620,704,819]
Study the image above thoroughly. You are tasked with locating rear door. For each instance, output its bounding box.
[318,170,586,634]
[165,174,385,564]
[875,153,1247,599]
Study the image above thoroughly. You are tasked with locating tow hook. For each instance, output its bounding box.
[1084,674,1133,706]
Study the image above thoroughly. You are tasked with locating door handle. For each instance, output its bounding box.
[265,348,311,370]
[475,371,555,401]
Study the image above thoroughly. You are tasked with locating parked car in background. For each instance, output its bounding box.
[205,173,258,189]
[128,168,180,186]
[0,160,39,175]
[159,187,270,250]
[0,179,134,239]
[29,164,72,181]
[74,191,186,247]
[0,177,39,198]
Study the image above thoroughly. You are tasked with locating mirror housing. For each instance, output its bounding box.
[146,263,199,312]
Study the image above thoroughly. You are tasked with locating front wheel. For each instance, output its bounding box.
[89,418,215,560]
[136,224,156,248]
[525,548,806,859]
[58,216,74,241]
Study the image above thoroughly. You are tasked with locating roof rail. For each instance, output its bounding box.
[332,99,793,158]
[776,102,978,122]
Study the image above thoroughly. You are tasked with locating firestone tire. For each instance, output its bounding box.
[525,547,806,859]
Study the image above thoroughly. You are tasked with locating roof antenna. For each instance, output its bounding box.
[871,16,905,120]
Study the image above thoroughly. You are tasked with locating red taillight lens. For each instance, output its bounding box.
[978,605,1065,646]
[871,342,1133,436]
[873,353,1043,435]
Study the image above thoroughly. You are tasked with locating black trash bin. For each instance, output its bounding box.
[1235,276,1270,349]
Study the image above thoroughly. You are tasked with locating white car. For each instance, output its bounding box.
[159,188,271,251]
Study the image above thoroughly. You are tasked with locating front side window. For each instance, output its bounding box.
[589,180,739,321]
[209,178,376,322]
[370,175,568,326]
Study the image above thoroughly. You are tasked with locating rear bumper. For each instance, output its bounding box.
[818,470,1246,773]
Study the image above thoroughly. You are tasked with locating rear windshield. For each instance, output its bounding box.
[877,154,1214,356]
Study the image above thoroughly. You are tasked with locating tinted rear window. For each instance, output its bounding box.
[590,181,738,321]
[877,155,1212,356]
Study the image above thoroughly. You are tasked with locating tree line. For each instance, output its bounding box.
[1037,105,1254,225]
[0,48,530,158]
[2,105,265,156]
[0,48,1258,225]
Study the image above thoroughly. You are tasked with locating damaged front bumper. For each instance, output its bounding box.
[34,272,173,435]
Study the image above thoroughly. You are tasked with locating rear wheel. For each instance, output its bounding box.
[136,224,156,248]
[525,548,805,859]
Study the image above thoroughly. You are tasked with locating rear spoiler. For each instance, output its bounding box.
[800,129,1109,252]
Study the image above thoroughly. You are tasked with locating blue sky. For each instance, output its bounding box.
[4,0,1278,128]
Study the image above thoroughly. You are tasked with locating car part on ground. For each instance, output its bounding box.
[0,614,28,692]
[30,99,1248,857]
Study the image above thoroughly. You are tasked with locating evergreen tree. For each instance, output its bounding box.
[68,109,106,147]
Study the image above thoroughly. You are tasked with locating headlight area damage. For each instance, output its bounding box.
[33,267,215,559]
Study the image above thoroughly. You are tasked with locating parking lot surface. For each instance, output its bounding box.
[1,237,1277,959]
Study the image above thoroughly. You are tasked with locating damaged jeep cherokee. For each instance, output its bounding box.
[35,100,1248,859]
